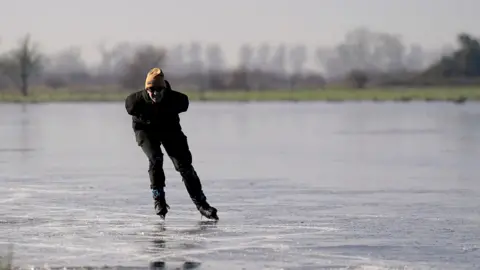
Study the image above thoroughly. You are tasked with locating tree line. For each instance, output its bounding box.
[0,27,478,96]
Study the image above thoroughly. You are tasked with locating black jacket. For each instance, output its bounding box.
[125,86,189,134]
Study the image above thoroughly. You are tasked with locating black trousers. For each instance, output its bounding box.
[135,130,207,205]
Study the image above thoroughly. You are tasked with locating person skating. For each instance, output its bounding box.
[124,67,218,220]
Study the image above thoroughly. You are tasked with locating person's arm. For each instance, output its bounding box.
[174,91,189,113]
[125,92,139,116]
[164,80,189,114]
[125,92,151,125]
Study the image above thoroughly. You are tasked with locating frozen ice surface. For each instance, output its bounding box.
[0,102,479,269]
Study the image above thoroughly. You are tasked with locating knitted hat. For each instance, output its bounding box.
[145,68,166,89]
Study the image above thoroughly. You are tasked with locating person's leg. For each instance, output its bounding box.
[161,132,218,220]
[135,130,169,218]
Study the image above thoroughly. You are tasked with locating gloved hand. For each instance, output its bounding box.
[133,115,151,125]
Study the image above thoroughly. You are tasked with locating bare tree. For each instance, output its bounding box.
[235,44,255,90]
[120,44,167,90]
[96,42,134,85]
[315,28,412,80]
[0,34,42,96]
[348,69,369,89]
[268,44,287,75]
[252,44,272,89]
[288,44,307,89]
[228,67,249,90]
[0,37,10,90]
[164,44,186,75]
[46,46,87,74]
[205,44,225,72]
[376,32,406,72]
[184,42,205,89]
[238,44,254,69]
[43,46,90,88]
[254,44,271,71]
[404,44,425,71]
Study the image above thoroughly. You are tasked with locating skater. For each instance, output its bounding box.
[125,67,218,220]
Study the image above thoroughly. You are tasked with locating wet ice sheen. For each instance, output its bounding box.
[0,102,479,270]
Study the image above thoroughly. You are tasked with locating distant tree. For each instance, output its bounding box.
[0,34,42,96]
[236,44,255,90]
[252,44,272,89]
[204,44,226,91]
[348,69,369,88]
[422,33,480,79]
[317,27,410,79]
[0,36,9,90]
[314,46,336,77]
[254,44,271,71]
[96,42,133,82]
[43,46,90,87]
[164,44,186,75]
[376,32,406,72]
[404,44,425,71]
[120,44,167,89]
[205,44,225,72]
[186,42,204,73]
[288,44,307,89]
[45,46,87,74]
[44,75,67,89]
[269,44,287,75]
[185,42,205,88]
[457,33,480,77]
[238,44,254,69]
[228,67,249,90]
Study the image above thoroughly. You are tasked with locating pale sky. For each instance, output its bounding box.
[0,0,478,66]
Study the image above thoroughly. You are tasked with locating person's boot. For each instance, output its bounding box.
[196,200,218,220]
[152,189,169,220]
[178,166,218,220]
[188,191,219,220]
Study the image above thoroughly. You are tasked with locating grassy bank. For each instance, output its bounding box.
[0,87,479,103]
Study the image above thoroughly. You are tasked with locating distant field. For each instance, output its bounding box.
[0,87,479,103]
